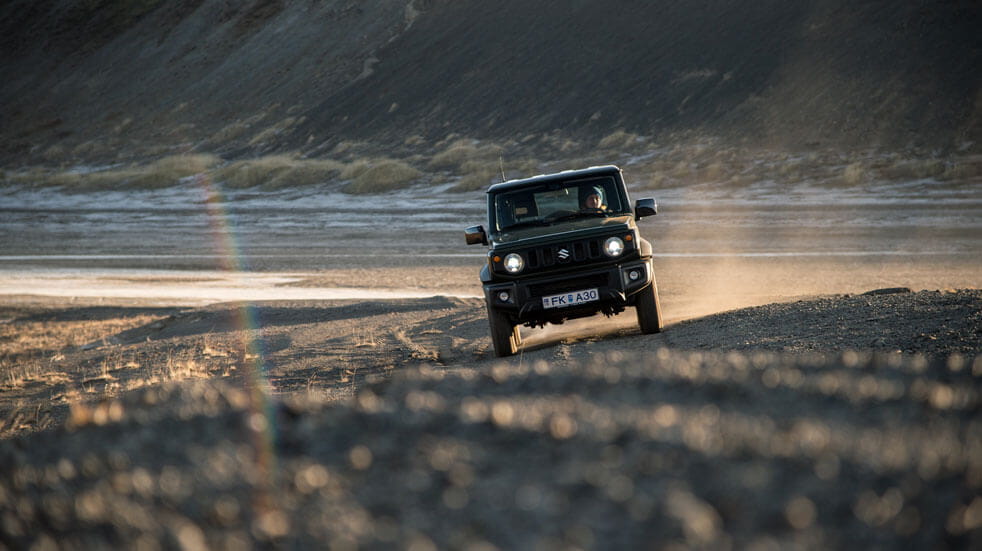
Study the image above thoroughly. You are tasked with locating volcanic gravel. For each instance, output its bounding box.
[661,288,982,356]
[2,358,980,549]
[1,290,980,550]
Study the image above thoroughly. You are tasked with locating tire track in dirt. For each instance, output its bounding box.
[252,297,490,394]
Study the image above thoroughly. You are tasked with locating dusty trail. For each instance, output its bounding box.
[1,254,978,415]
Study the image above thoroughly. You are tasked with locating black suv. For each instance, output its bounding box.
[465,165,663,357]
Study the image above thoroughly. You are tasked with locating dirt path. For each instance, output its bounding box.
[3,287,979,430]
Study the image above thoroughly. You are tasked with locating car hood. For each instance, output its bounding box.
[492,215,634,247]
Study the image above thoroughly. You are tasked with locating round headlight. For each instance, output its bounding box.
[604,236,625,257]
[503,253,525,273]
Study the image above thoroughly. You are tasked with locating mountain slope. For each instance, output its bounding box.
[0,0,978,165]
[301,0,980,150]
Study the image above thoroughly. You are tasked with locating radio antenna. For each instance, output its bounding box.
[499,156,506,182]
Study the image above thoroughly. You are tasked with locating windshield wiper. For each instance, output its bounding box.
[501,219,549,231]
[545,211,612,223]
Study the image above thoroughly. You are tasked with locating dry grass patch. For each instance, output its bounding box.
[451,158,541,191]
[598,130,644,151]
[0,306,247,438]
[207,112,270,145]
[133,154,221,187]
[343,158,422,194]
[6,153,348,191]
[214,155,344,189]
[11,154,221,190]
[1,359,51,390]
[0,313,162,359]
[841,162,868,186]
[943,159,982,181]
[209,121,251,143]
[1,400,60,436]
[452,160,501,191]
[875,158,946,181]
[248,116,304,147]
[429,140,504,171]
[339,159,372,181]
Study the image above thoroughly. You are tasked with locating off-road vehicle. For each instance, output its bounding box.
[465,165,663,357]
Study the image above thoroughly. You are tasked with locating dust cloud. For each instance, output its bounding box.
[655,255,981,322]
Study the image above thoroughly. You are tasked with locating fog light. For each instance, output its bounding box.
[628,269,641,281]
[498,291,511,302]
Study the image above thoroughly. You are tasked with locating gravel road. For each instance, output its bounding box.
[1,289,980,549]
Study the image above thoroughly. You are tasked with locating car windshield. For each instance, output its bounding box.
[493,176,625,232]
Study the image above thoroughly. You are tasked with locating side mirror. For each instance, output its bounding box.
[635,198,657,219]
[464,225,488,246]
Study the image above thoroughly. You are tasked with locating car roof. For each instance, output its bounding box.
[486,165,622,194]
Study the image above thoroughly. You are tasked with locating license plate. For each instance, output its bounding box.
[541,288,599,309]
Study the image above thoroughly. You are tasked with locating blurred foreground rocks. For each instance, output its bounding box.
[2,348,980,550]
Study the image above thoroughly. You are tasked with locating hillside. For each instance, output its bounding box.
[0,0,979,168]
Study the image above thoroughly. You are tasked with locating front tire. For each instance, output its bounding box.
[487,306,519,357]
[636,275,664,334]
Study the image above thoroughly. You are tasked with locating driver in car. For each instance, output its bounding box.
[582,186,606,211]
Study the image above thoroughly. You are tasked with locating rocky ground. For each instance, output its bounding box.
[1,288,980,549]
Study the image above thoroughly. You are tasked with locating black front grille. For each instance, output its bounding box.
[527,272,610,297]
[525,237,606,272]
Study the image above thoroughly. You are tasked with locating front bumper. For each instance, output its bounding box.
[483,260,653,324]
